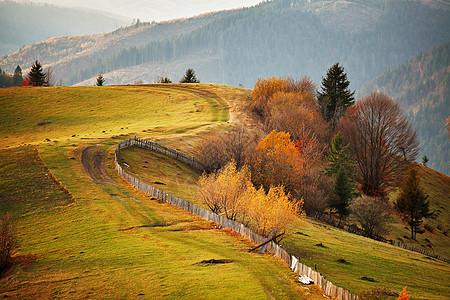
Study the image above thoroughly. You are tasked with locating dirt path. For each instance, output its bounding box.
[81,146,115,185]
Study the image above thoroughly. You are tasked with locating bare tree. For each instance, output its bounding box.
[338,92,419,196]
[44,67,55,87]
[350,196,392,238]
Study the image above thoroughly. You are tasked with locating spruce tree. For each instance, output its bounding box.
[96,73,105,86]
[318,63,355,128]
[395,167,432,239]
[179,68,199,83]
[28,60,46,86]
[325,132,360,218]
[13,65,23,87]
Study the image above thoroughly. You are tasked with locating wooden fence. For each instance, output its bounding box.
[313,212,449,263]
[115,137,360,300]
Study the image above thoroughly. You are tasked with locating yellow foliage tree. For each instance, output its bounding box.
[198,161,252,220]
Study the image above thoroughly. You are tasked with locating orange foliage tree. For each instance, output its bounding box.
[250,131,304,194]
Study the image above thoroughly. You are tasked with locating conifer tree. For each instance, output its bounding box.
[96,73,105,86]
[395,167,432,239]
[325,132,359,218]
[12,65,23,87]
[28,60,45,86]
[318,63,354,128]
[179,68,199,83]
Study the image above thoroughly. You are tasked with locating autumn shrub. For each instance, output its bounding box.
[199,161,302,240]
[196,123,257,173]
[0,213,17,271]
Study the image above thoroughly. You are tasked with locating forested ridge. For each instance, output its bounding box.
[63,0,450,88]
[360,41,449,175]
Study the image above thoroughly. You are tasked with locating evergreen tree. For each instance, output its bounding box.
[318,63,355,128]
[422,155,429,166]
[395,167,432,239]
[325,132,360,218]
[12,65,23,87]
[96,73,105,86]
[28,60,46,86]
[179,68,199,83]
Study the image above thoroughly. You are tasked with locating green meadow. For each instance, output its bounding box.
[0,84,323,299]
[0,84,448,299]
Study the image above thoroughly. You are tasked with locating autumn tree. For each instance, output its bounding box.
[179,68,199,83]
[243,185,301,241]
[324,132,359,218]
[28,60,46,86]
[318,63,355,129]
[250,131,304,194]
[198,161,252,220]
[96,73,105,86]
[338,92,419,196]
[350,196,392,238]
[395,167,432,239]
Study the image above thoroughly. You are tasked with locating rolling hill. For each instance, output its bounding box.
[360,41,450,175]
[0,84,328,299]
[1,0,449,89]
[0,1,129,57]
[1,84,447,299]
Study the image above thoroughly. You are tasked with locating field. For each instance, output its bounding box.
[119,146,450,299]
[0,84,325,299]
[0,84,448,299]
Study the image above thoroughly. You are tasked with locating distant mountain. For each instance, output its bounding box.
[1,0,449,89]
[0,1,129,57]
[25,0,263,22]
[359,41,449,175]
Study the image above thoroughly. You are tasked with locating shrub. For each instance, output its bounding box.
[350,196,392,238]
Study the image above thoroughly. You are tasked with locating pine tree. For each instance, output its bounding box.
[318,63,355,128]
[179,68,199,83]
[325,132,360,218]
[28,60,45,86]
[12,65,23,87]
[395,167,432,239]
[96,73,105,86]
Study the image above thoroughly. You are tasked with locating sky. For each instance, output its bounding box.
[25,0,264,22]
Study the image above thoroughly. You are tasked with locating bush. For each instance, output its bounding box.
[350,196,392,238]
[0,213,16,271]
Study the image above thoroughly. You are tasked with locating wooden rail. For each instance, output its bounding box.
[115,137,360,300]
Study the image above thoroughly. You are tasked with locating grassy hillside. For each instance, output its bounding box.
[118,142,450,299]
[0,84,328,299]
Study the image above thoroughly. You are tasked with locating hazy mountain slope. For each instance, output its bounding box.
[359,41,449,175]
[0,10,233,82]
[0,1,129,57]
[26,0,263,22]
[1,0,449,88]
